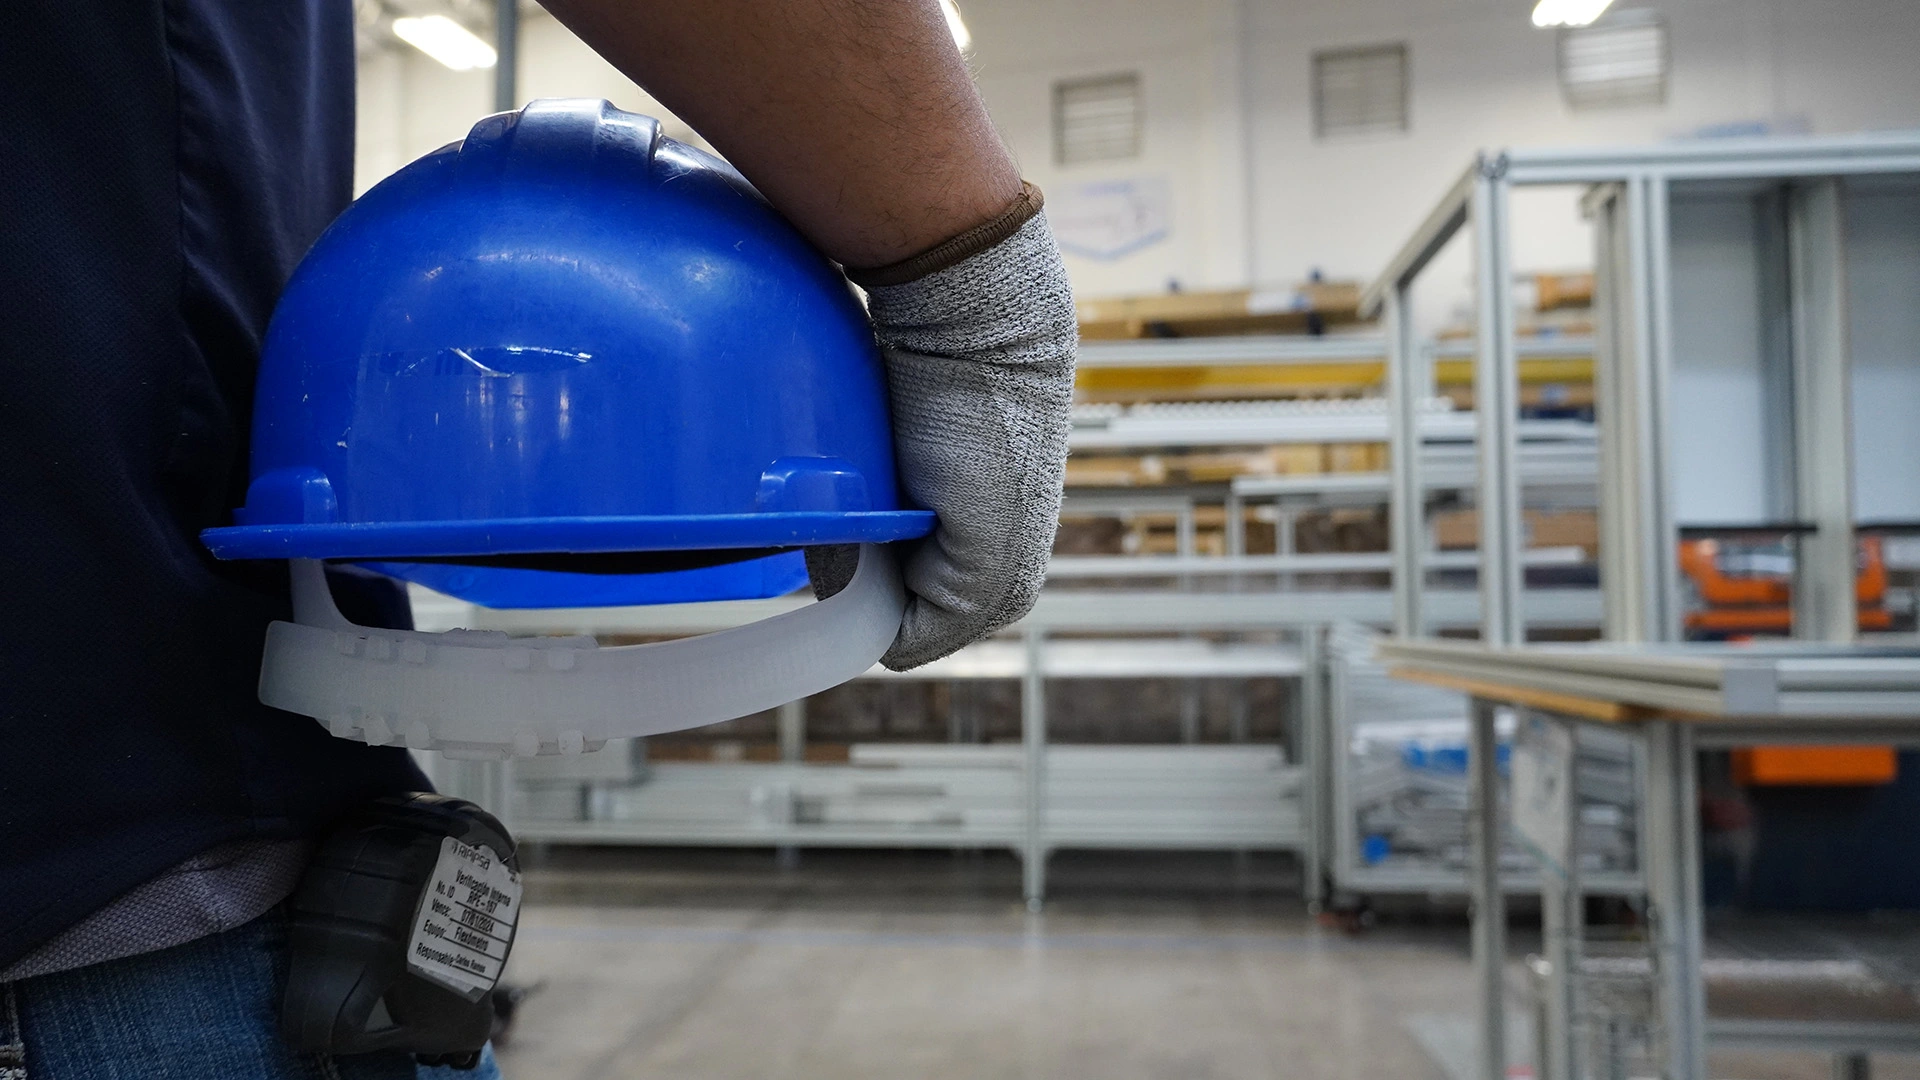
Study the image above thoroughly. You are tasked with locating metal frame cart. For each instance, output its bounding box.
[1380,640,1920,1080]
[1363,132,1920,1079]
[1363,133,1920,648]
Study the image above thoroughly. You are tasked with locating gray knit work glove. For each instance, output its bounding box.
[807,197,1077,671]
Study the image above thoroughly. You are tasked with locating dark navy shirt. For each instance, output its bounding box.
[1,0,425,966]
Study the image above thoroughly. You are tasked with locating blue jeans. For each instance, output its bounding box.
[0,908,500,1080]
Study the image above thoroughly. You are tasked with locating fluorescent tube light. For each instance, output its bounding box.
[939,0,972,52]
[1532,0,1616,28]
[393,14,498,71]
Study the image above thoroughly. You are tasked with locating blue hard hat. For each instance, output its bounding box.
[202,99,933,607]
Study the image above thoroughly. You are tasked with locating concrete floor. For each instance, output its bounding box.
[491,849,1920,1080]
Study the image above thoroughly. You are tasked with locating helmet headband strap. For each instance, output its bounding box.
[267,544,905,759]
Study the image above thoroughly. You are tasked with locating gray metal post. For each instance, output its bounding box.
[1323,633,1355,902]
[493,0,519,113]
[1642,721,1707,1080]
[775,698,805,870]
[1641,176,1683,642]
[1590,176,1677,644]
[1298,627,1327,908]
[1386,281,1426,638]
[1526,714,1583,1080]
[1468,696,1509,1080]
[1756,189,1803,525]
[1470,157,1525,646]
[948,683,971,744]
[1275,506,1296,591]
[1528,957,1557,1080]
[1540,899,1578,1079]
[1225,493,1247,558]
[1788,179,1858,643]
[1180,682,1201,743]
[1593,184,1644,643]
[1176,501,1198,592]
[1022,630,1048,910]
[778,697,806,764]
[1225,491,1248,595]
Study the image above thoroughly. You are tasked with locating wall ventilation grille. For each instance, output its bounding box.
[1054,73,1142,165]
[1560,11,1669,110]
[1313,43,1410,139]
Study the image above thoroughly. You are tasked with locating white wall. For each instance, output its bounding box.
[1847,185,1920,524]
[1664,193,1774,525]
[960,0,1256,296]
[967,0,1920,315]
[356,0,1920,319]
[354,12,705,195]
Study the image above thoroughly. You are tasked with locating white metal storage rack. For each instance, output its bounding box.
[1327,622,1642,899]
[422,331,1612,907]
[421,570,1321,908]
[1362,133,1920,647]
[1173,343,1616,900]
[1363,132,1920,1080]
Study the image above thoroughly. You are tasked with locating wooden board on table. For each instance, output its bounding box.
[1388,667,1657,724]
[1076,282,1364,340]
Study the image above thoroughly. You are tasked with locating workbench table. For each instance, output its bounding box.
[1379,639,1920,1080]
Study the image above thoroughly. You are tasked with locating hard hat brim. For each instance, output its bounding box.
[201,510,935,562]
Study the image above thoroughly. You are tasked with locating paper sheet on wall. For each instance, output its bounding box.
[1050,177,1171,261]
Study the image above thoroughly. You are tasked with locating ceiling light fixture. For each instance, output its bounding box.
[392,14,498,71]
[1531,0,1616,28]
[939,0,972,52]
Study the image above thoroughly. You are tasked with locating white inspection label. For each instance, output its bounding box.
[1511,714,1576,876]
[405,836,522,1000]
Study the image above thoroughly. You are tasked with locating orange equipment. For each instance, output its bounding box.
[1682,535,1900,786]
[1732,746,1898,786]
[1679,535,1891,636]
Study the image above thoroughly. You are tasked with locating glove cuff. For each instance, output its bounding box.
[844,181,1045,288]
[858,210,1076,369]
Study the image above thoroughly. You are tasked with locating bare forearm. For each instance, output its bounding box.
[539,0,1022,268]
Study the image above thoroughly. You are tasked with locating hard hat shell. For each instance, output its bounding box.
[202,99,931,605]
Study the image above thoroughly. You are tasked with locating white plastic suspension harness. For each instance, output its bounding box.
[263,544,904,760]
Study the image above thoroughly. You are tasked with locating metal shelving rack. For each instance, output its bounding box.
[1362,132,1920,1080]
[1155,346,1612,901]
[420,587,1320,908]
[419,331,1612,908]
[425,565,1604,907]
[1326,622,1642,899]
[1363,133,1920,647]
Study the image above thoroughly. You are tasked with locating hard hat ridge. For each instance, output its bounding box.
[204,98,933,608]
